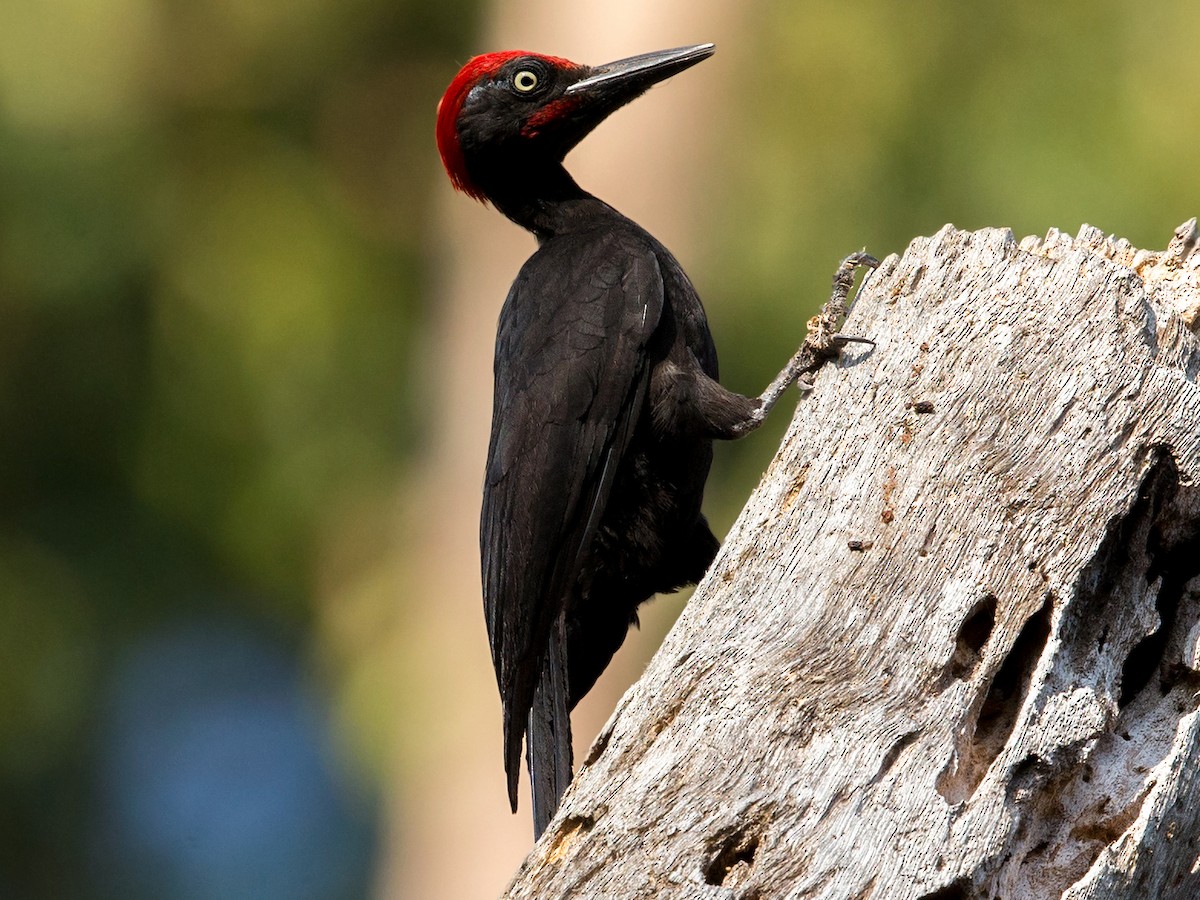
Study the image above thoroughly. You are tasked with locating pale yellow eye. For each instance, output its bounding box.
[513,70,539,93]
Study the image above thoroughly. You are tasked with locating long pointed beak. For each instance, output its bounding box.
[565,43,715,97]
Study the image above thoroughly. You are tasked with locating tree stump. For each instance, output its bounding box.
[502,221,1200,899]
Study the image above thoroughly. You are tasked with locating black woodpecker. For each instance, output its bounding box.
[436,43,869,837]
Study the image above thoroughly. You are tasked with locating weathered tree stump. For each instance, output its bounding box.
[502,221,1200,899]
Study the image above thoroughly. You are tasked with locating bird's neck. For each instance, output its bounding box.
[480,160,607,239]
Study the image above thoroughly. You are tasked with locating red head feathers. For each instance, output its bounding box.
[435,51,578,202]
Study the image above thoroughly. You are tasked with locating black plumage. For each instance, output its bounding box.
[437,44,792,837]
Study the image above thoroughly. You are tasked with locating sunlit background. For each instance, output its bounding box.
[1,0,1196,896]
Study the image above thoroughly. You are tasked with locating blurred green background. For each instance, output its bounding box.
[0,0,1196,896]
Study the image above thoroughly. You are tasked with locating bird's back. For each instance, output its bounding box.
[481,202,722,824]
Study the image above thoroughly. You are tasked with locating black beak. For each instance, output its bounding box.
[566,43,715,100]
[534,44,714,159]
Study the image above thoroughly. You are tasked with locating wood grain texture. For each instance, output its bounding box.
[503,221,1200,900]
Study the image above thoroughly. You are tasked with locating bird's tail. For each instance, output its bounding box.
[526,612,573,839]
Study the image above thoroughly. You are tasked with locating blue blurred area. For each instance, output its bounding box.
[89,622,374,900]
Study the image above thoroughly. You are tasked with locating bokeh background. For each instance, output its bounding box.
[1,0,1196,896]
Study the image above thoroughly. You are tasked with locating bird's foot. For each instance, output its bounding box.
[758,251,878,412]
[808,252,879,355]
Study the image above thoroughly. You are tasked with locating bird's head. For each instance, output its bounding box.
[436,43,715,203]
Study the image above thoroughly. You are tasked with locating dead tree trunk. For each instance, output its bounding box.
[502,221,1200,899]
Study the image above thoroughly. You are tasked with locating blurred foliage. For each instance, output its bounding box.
[0,0,478,893]
[701,0,1200,518]
[1,0,1198,894]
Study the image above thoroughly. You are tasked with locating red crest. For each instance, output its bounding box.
[436,51,579,201]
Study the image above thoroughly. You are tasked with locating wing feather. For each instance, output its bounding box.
[480,230,664,806]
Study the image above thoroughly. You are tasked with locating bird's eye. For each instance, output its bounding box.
[512,70,540,93]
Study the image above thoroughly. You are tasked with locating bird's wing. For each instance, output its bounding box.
[481,230,664,808]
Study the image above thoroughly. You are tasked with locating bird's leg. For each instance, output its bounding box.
[652,252,878,441]
[756,251,879,417]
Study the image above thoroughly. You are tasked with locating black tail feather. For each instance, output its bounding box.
[527,613,573,838]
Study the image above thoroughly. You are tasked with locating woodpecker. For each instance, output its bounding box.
[437,43,869,838]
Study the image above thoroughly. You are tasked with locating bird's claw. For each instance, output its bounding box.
[831,333,876,347]
[840,251,879,271]
[821,252,878,352]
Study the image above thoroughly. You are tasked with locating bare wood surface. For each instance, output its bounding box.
[503,220,1200,899]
